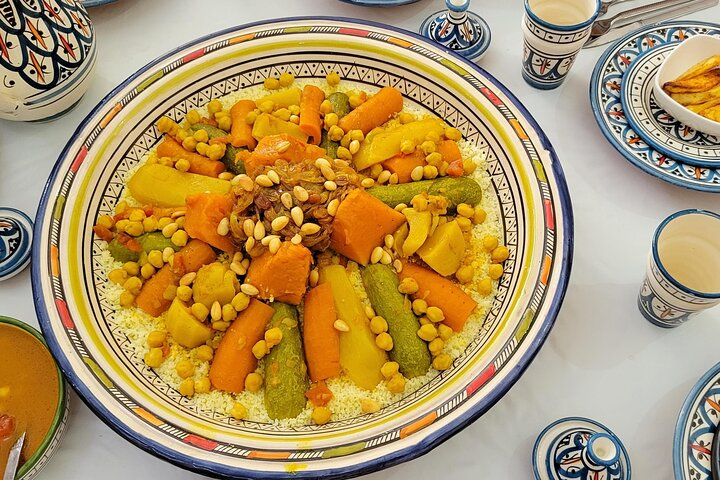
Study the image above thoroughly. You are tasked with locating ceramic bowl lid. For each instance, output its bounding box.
[533,417,631,480]
[0,207,33,281]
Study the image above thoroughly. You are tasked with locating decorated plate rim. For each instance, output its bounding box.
[674,361,720,480]
[620,44,720,169]
[31,16,574,479]
[589,20,720,193]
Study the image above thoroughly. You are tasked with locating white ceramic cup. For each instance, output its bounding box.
[521,0,600,89]
[0,0,96,121]
[638,209,720,328]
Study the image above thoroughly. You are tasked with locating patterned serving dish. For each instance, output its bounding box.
[32,18,572,478]
[675,361,720,480]
[589,21,720,193]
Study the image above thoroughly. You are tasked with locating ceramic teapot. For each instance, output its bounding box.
[0,0,95,121]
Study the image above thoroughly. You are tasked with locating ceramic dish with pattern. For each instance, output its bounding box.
[590,21,720,193]
[339,0,421,6]
[620,44,720,169]
[674,361,720,480]
[32,17,572,479]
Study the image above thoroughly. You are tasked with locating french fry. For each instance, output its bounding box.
[687,97,720,113]
[677,54,720,81]
[663,67,720,93]
[671,84,720,106]
[699,104,720,122]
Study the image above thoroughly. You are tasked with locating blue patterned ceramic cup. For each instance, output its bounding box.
[0,0,96,121]
[638,209,720,328]
[521,0,600,89]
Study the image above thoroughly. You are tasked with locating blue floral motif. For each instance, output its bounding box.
[590,22,720,192]
[552,429,623,480]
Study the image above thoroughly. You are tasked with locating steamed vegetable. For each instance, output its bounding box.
[128,164,231,208]
[329,189,406,265]
[382,150,426,184]
[367,176,482,211]
[399,260,477,332]
[244,134,325,176]
[184,193,235,253]
[107,232,180,263]
[192,263,239,309]
[416,220,465,276]
[245,242,312,305]
[302,283,340,382]
[319,92,351,158]
[299,85,325,145]
[338,86,403,137]
[319,265,386,390]
[209,299,275,393]
[165,298,213,348]
[257,87,302,108]
[362,264,431,378]
[156,137,225,177]
[353,118,444,170]
[252,113,308,143]
[229,100,258,149]
[264,303,308,420]
[190,123,246,174]
[401,208,432,257]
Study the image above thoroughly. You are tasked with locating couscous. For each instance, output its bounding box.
[94,73,506,426]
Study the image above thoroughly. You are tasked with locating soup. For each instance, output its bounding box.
[0,323,60,473]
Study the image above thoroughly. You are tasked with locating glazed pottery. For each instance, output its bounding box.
[419,0,491,61]
[653,34,720,137]
[532,417,631,480]
[0,316,69,480]
[521,0,600,89]
[675,361,720,480]
[0,0,96,121]
[0,207,33,281]
[590,21,720,193]
[32,17,572,479]
[621,46,720,169]
[638,209,720,328]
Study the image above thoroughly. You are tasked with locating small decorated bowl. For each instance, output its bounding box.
[653,34,720,136]
[0,316,68,480]
[0,0,96,122]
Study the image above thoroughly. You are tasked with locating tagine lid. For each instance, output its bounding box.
[532,416,631,480]
[0,207,33,281]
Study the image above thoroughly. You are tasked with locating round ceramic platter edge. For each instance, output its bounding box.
[81,0,117,7]
[338,0,421,5]
[589,21,720,193]
[674,361,720,480]
[32,16,573,479]
[619,45,720,169]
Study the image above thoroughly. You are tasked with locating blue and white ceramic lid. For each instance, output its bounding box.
[419,0,492,61]
[533,417,631,480]
[0,207,33,281]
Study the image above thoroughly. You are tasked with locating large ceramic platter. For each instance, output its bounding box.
[590,21,720,193]
[32,17,572,479]
[674,361,720,480]
[620,46,720,169]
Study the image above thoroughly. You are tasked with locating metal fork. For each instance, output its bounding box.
[598,0,633,16]
[590,0,706,39]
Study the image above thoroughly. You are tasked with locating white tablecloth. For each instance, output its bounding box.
[1,0,720,478]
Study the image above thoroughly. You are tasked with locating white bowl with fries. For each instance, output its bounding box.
[654,34,720,136]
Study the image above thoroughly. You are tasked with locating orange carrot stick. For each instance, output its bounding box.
[209,299,275,393]
[171,239,217,278]
[398,260,477,332]
[337,86,403,135]
[156,137,225,177]
[229,100,257,149]
[302,283,340,382]
[299,85,325,145]
[381,150,426,183]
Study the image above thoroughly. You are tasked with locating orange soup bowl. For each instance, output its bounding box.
[0,316,69,480]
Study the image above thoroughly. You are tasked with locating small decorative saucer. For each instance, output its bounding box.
[674,361,720,480]
[420,0,491,61]
[589,21,720,193]
[620,45,720,169]
[0,207,33,281]
[533,417,631,480]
